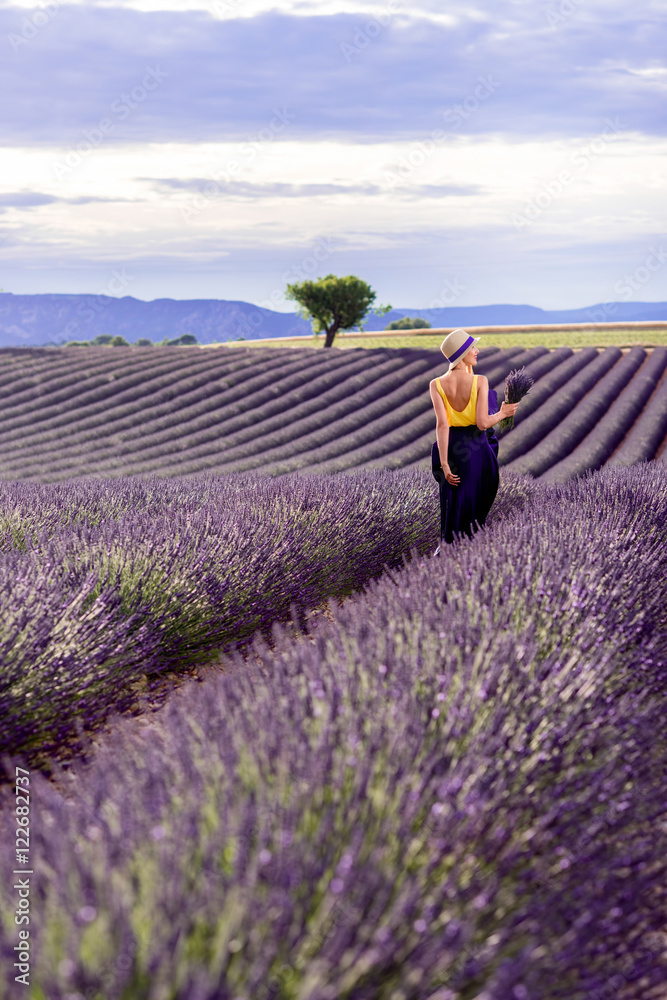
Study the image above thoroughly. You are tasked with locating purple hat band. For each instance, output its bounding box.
[447,335,475,363]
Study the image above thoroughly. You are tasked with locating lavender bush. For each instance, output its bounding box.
[0,464,666,999]
[0,470,441,766]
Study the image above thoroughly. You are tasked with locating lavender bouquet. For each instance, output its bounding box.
[498,366,534,434]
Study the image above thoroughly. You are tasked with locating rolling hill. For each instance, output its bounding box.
[1,343,665,484]
[1,291,666,347]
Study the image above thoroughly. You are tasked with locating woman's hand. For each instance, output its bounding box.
[443,463,460,486]
[500,400,520,418]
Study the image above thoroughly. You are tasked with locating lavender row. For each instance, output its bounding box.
[1,465,665,998]
[388,351,578,476]
[543,347,667,482]
[497,348,609,464]
[505,348,645,477]
[289,407,437,477]
[0,351,398,477]
[192,365,441,477]
[0,348,202,429]
[0,348,311,450]
[0,349,253,449]
[0,347,509,469]
[0,345,160,400]
[1,346,505,468]
[267,350,574,477]
[61,353,417,480]
[0,469,440,764]
[55,349,547,481]
[8,352,405,481]
[483,346,547,388]
[608,359,667,467]
[489,345,573,393]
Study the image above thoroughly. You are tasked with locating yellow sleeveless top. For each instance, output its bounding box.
[436,374,478,427]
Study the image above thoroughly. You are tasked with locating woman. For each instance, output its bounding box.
[430,328,519,548]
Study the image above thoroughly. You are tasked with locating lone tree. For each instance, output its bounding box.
[286,274,391,348]
[386,316,431,330]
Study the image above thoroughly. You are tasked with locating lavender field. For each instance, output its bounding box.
[1,343,666,483]
[0,470,438,765]
[1,462,666,999]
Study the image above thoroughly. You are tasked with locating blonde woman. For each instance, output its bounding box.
[429,329,520,548]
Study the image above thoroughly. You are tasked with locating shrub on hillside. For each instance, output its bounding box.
[386,316,431,330]
[159,333,198,346]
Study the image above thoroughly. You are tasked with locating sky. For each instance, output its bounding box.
[1,0,666,310]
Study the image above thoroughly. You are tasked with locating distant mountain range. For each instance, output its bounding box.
[0,292,665,347]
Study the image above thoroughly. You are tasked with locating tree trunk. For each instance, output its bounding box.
[323,319,341,349]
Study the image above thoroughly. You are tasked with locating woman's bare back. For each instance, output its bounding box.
[440,370,475,412]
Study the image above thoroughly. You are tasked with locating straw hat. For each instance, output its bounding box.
[440,328,480,370]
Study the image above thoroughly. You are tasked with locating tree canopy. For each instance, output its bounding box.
[285,274,390,348]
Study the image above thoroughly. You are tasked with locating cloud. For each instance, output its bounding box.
[0,191,129,209]
[0,192,58,207]
[148,178,482,198]
[0,3,665,147]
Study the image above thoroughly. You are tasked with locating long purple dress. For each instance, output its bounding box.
[431,386,500,544]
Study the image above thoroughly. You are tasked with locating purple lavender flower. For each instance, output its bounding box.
[499,366,534,434]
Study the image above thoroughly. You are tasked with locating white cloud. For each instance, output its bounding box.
[1,134,664,264]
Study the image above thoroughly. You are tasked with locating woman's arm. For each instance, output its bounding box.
[429,382,460,486]
[476,375,520,430]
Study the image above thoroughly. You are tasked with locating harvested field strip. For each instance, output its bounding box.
[0,349,373,467]
[3,352,406,479]
[543,347,667,482]
[504,348,596,431]
[505,348,646,478]
[609,357,667,467]
[1,344,665,483]
[489,345,572,391]
[124,359,440,477]
[0,348,281,440]
[498,348,620,467]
